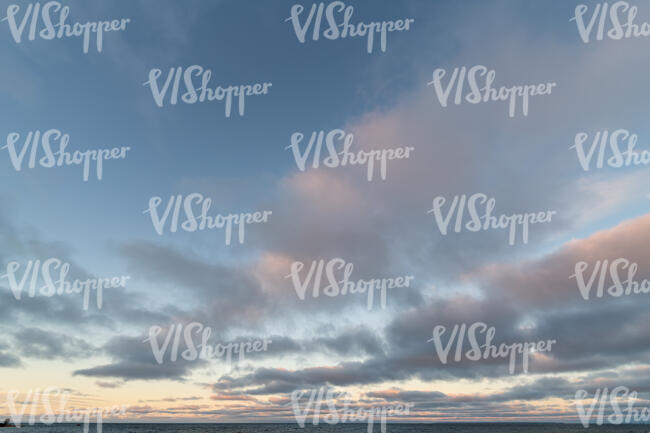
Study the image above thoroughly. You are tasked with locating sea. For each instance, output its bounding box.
[2,424,649,433]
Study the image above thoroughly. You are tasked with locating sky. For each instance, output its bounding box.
[1,0,650,424]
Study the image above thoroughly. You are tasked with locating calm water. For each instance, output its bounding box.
[3,424,650,433]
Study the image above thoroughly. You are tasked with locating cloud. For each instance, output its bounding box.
[95,380,124,389]
[73,334,203,381]
[2,0,650,423]
[203,213,650,395]
[13,327,96,360]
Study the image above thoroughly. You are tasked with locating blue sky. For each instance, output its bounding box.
[1,0,650,424]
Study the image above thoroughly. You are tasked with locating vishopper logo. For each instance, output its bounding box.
[285,258,415,310]
[143,65,272,117]
[286,129,414,182]
[2,129,131,181]
[427,193,556,246]
[144,322,271,367]
[290,387,415,432]
[427,65,556,118]
[0,258,130,310]
[571,258,650,300]
[2,387,128,432]
[1,2,130,53]
[143,193,272,246]
[572,129,650,171]
[575,386,650,427]
[427,322,556,374]
[286,1,415,54]
[571,2,650,43]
